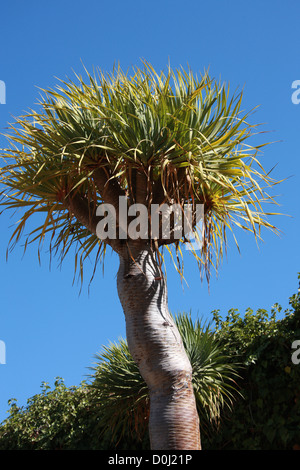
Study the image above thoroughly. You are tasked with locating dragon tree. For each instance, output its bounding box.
[0,62,280,450]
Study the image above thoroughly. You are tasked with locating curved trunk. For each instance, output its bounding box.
[117,244,201,450]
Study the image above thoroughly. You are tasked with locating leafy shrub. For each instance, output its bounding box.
[1,277,299,450]
[204,276,300,450]
[0,379,104,450]
[0,314,240,450]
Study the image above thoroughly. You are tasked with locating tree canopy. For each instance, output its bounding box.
[0,62,281,285]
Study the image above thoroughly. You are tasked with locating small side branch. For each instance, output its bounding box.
[66,192,98,235]
[65,190,122,253]
[93,167,125,209]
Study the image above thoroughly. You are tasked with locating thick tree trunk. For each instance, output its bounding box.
[117,243,201,450]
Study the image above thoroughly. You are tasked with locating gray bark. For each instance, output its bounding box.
[117,243,201,450]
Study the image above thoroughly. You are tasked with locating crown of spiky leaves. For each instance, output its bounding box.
[0,61,281,286]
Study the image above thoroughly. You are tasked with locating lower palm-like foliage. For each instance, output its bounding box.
[89,312,241,444]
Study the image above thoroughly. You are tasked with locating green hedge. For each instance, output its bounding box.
[0,278,299,450]
[204,280,300,450]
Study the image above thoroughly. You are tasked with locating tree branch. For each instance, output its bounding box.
[66,192,98,235]
[135,168,148,205]
[93,167,125,208]
[65,190,122,254]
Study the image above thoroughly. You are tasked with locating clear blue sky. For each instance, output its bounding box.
[0,0,299,423]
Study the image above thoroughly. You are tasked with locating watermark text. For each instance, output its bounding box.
[96,197,204,250]
[291,80,300,104]
[0,80,6,104]
[291,340,300,365]
[0,340,6,364]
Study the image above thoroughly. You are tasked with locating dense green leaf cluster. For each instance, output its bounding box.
[0,379,101,450]
[205,275,300,450]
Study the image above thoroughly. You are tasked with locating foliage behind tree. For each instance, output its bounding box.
[206,275,300,450]
[0,278,299,450]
